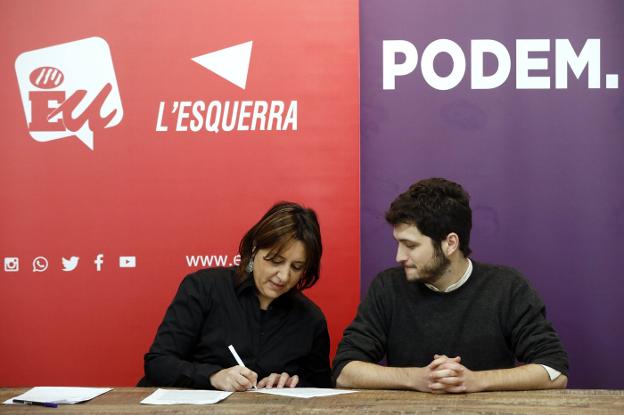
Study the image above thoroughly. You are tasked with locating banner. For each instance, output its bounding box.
[360,0,623,388]
[0,0,359,386]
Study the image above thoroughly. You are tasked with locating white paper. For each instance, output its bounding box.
[249,387,357,399]
[140,388,233,405]
[3,387,112,405]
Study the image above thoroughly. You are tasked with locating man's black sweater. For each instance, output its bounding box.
[333,261,569,380]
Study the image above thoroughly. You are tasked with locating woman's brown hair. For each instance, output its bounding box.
[237,201,322,290]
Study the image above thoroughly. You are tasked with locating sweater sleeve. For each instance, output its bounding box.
[143,273,222,388]
[506,277,569,376]
[332,273,391,382]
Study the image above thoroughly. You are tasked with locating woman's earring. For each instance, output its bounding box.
[246,258,254,273]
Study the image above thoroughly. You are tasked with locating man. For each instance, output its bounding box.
[333,178,568,393]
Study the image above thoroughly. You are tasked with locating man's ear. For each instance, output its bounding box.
[442,233,460,256]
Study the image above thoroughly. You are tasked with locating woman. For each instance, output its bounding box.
[141,202,331,391]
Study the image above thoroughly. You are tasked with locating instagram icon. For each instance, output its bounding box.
[4,257,19,272]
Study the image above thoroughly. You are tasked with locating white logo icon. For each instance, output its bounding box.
[15,37,123,150]
[4,257,19,272]
[119,256,136,268]
[62,256,80,271]
[192,41,253,89]
[33,256,49,272]
[94,254,104,271]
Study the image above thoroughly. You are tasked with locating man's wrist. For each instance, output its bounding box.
[400,367,428,392]
[471,370,488,392]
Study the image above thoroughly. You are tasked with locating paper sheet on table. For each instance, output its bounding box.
[140,388,233,405]
[249,387,358,399]
[3,387,112,405]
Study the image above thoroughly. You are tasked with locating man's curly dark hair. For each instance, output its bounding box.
[385,178,472,256]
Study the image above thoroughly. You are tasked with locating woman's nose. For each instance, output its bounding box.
[276,264,290,282]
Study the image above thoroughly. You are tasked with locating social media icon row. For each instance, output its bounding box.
[2,256,49,272]
[3,256,137,272]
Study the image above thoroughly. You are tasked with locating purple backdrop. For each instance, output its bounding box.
[360,0,624,388]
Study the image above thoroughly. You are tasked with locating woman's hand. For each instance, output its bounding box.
[257,372,299,388]
[210,365,258,391]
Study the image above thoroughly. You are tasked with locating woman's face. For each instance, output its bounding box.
[253,240,306,310]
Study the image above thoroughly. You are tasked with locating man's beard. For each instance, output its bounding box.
[414,243,451,283]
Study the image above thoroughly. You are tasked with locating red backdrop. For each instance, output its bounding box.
[0,0,359,386]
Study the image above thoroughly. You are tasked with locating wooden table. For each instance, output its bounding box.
[1,388,623,414]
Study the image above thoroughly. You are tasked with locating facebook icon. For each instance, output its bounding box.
[94,254,104,271]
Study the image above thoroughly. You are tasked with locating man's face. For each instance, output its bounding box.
[392,223,450,283]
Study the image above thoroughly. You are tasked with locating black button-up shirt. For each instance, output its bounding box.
[144,267,331,388]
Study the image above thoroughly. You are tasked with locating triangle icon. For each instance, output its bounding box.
[191,41,253,90]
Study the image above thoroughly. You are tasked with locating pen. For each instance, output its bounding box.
[228,344,257,389]
[13,399,58,408]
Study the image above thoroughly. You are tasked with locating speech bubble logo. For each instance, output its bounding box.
[32,256,49,272]
[15,37,123,150]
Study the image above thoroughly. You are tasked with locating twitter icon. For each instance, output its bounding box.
[62,256,79,271]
